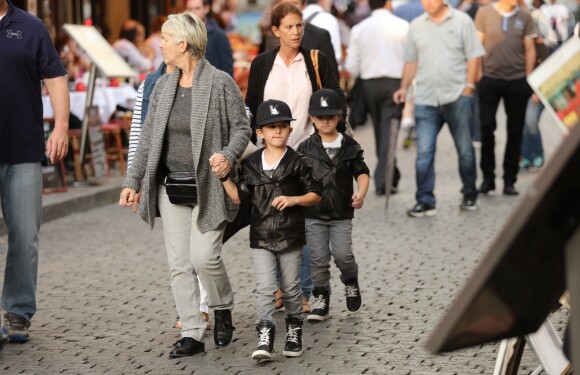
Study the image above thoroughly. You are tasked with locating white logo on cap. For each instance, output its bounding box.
[320,97,328,108]
[270,105,279,115]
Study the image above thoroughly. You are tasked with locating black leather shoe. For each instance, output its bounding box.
[478,179,496,194]
[169,337,205,358]
[503,184,519,196]
[214,309,235,347]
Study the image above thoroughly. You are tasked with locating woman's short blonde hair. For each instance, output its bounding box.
[162,13,207,60]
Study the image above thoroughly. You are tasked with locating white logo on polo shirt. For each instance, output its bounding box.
[7,29,23,39]
[320,97,328,107]
[270,105,279,115]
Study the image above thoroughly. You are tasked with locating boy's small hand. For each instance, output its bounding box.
[352,193,365,209]
[209,153,231,178]
[272,196,296,211]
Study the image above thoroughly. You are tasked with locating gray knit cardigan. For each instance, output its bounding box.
[123,59,251,233]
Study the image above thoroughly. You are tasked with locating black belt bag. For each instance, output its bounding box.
[164,172,198,206]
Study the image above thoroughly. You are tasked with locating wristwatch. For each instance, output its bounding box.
[465,83,476,90]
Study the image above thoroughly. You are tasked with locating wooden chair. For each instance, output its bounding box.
[101,122,126,174]
[67,129,91,181]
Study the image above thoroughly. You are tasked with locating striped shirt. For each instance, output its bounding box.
[127,82,144,170]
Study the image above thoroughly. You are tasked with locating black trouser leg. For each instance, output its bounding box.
[478,76,503,182]
[502,78,531,185]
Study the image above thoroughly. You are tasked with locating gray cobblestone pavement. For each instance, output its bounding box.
[0,109,570,374]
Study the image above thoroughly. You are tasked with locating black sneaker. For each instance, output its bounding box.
[169,337,205,358]
[214,309,235,347]
[307,287,330,321]
[4,313,30,343]
[344,278,362,312]
[283,317,303,357]
[407,202,436,218]
[252,321,275,361]
[460,196,478,211]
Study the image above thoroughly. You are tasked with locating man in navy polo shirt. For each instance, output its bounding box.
[0,0,70,346]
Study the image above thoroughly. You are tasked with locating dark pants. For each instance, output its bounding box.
[362,77,403,192]
[478,76,531,185]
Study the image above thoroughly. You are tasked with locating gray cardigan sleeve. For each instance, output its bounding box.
[220,76,252,167]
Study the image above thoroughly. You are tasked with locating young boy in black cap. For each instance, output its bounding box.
[297,89,370,321]
[219,99,322,360]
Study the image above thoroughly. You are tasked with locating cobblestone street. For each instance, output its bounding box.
[0,110,569,374]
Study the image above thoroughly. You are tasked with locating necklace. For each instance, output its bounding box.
[179,86,190,98]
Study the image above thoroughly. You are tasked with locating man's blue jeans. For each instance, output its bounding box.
[0,163,42,323]
[414,96,478,207]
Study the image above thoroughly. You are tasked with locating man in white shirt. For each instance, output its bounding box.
[345,0,408,196]
[303,0,343,63]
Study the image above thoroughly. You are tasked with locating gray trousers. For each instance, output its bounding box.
[253,247,304,326]
[306,218,358,293]
[158,185,234,341]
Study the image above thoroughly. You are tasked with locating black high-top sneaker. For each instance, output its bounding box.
[344,278,362,312]
[283,317,303,357]
[251,321,275,361]
[214,309,235,347]
[307,287,330,321]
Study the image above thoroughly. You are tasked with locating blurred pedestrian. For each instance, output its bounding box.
[145,15,168,69]
[220,99,321,360]
[119,13,251,358]
[345,0,408,195]
[475,0,536,196]
[113,20,153,74]
[186,0,234,76]
[0,0,70,346]
[303,0,343,63]
[394,0,425,21]
[520,0,556,171]
[393,0,484,216]
[297,89,369,322]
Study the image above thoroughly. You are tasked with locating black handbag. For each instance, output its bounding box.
[164,172,198,206]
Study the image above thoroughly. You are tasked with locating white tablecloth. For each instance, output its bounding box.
[43,85,138,124]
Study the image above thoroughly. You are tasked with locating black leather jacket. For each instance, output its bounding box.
[238,147,322,251]
[297,134,370,220]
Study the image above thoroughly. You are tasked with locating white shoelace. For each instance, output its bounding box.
[286,326,300,344]
[345,285,359,298]
[258,327,272,346]
[311,295,327,310]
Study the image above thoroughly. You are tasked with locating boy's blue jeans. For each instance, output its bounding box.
[0,163,43,323]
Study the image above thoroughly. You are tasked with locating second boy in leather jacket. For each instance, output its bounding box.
[297,133,369,220]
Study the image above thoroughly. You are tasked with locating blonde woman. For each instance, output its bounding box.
[120,13,251,358]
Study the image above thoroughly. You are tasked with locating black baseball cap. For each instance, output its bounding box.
[256,99,295,127]
[309,89,342,116]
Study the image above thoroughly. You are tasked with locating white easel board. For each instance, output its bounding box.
[62,24,136,78]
